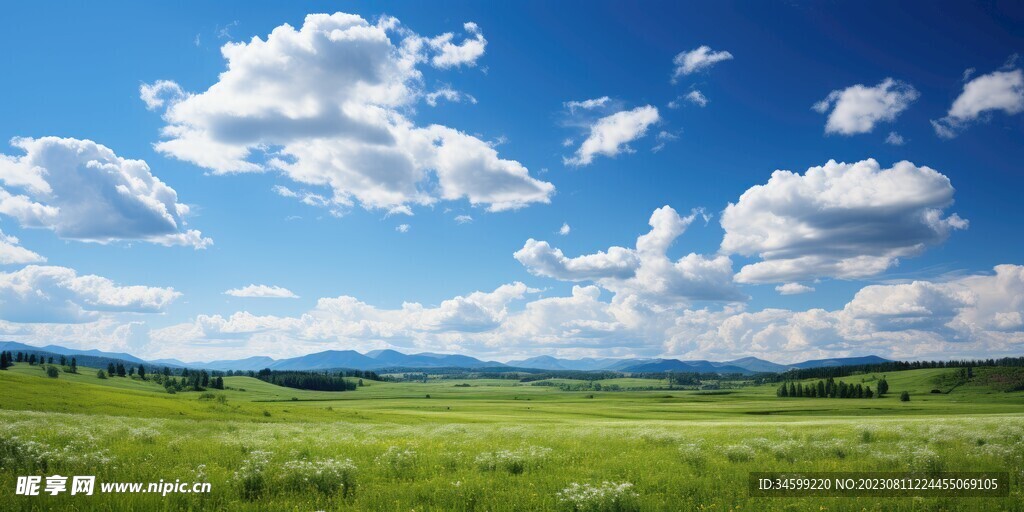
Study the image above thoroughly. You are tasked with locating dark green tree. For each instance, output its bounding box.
[899,391,910,402]
[69,357,77,373]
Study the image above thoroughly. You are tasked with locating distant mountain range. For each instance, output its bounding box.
[0,340,891,375]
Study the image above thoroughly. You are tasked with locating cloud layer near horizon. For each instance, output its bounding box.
[8,262,1003,364]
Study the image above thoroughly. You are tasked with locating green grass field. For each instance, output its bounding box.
[2,363,1023,511]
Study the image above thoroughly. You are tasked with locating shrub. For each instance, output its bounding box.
[279,458,357,496]
[930,389,942,394]
[376,446,418,478]
[678,443,707,470]
[233,450,271,500]
[900,391,911,402]
[45,366,60,378]
[910,447,943,474]
[557,482,638,512]
[860,429,875,443]
[475,446,551,474]
[97,370,107,379]
[724,444,755,463]
[0,436,51,472]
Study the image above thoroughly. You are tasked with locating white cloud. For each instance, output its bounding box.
[0,265,180,323]
[651,130,679,152]
[149,282,538,359]
[515,239,639,281]
[564,96,611,113]
[454,214,473,224]
[134,263,1024,363]
[932,68,1024,138]
[667,265,1024,362]
[561,138,574,147]
[0,229,46,265]
[685,90,707,107]
[139,80,186,110]
[425,87,477,107]
[672,45,733,80]
[775,283,814,295]
[427,21,487,69]
[145,13,552,214]
[722,159,967,284]
[516,206,744,305]
[885,131,905,145]
[564,105,659,166]
[813,78,918,135]
[0,317,154,355]
[272,184,343,217]
[558,223,570,236]
[0,137,210,248]
[396,224,410,233]
[225,284,299,299]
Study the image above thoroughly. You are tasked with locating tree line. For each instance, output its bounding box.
[2,351,77,373]
[777,376,889,399]
[223,368,379,380]
[758,357,1024,384]
[255,369,360,391]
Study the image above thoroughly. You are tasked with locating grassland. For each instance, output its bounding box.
[1,362,1023,511]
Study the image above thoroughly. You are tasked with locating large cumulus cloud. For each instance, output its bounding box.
[0,137,209,248]
[721,159,967,284]
[145,13,552,214]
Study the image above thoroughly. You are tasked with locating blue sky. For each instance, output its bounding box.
[0,1,1022,363]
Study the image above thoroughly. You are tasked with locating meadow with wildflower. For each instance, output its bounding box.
[1,362,1023,511]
